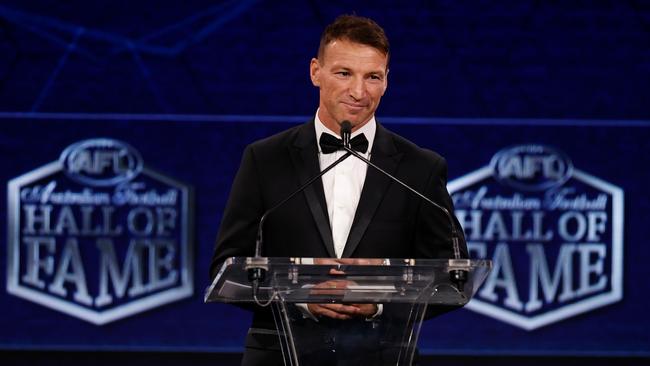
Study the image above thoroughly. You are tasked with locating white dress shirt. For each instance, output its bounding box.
[315,112,376,258]
[297,112,382,320]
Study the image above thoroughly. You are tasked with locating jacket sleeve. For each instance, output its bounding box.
[209,144,265,281]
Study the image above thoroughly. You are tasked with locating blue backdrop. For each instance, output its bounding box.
[1,0,649,358]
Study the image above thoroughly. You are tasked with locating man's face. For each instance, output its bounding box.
[310,39,388,132]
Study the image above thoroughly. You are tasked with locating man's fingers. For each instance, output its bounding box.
[350,303,378,317]
[317,308,352,320]
[319,303,360,315]
[308,303,359,318]
[307,303,378,320]
[307,304,352,320]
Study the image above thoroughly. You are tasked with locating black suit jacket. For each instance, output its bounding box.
[209,120,467,349]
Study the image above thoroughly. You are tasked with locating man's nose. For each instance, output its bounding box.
[348,77,365,100]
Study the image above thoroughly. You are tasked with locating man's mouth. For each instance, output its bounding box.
[341,102,366,111]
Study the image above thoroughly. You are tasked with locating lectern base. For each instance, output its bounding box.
[272,301,427,366]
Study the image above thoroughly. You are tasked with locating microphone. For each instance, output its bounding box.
[341,121,352,148]
[247,131,354,304]
[337,120,469,292]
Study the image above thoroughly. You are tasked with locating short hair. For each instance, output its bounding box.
[317,14,390,63]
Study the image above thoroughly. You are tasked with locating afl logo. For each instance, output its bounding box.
[490,144,573,191]
[60,138,143,186]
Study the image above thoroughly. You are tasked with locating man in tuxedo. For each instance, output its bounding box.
[210,14,467,365]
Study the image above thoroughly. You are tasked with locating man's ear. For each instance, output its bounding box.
[310,58,321,87]
[382,68,389,96]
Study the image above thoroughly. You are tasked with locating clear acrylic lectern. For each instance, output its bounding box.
[205,257,491,366]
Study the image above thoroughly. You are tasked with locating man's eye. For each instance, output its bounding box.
[370,75,382,80]
[336,71,350,77]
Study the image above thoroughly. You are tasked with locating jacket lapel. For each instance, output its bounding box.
[342,123,402,258]
[289,121,337,258]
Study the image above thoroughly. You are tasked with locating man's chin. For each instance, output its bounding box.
[337,115,370,128]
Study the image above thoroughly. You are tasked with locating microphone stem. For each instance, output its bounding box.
[341,146,463,260]
[255,152,353,257]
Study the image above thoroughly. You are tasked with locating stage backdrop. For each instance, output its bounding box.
[1,0,649,359]
[0,115,648,357]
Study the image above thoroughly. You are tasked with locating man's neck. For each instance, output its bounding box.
[316,113,373,136]
[314,110,377,154]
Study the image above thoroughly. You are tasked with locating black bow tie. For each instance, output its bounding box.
[319,133,369,154]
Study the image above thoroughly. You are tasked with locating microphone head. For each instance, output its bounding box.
[340,121,352,136]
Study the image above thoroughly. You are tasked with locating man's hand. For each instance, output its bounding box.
[307,303,378,320]
[306,258,384,320]
[308,280,378,320]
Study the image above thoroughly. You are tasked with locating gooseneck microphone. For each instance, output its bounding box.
[341,121,352,147]
[248,119,468,305]
[339,120,468,292]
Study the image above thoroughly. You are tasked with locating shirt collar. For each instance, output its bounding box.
[314,109,376,154]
